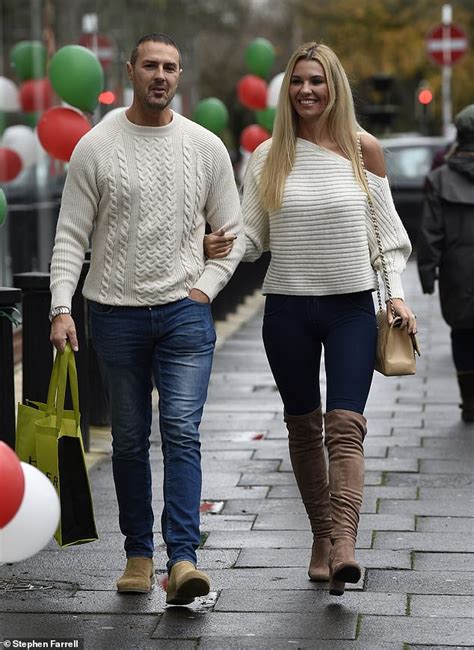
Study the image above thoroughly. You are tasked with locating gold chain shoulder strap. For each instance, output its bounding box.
[356,134,395,316]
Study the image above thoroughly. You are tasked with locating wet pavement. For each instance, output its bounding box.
[1,261,473,648]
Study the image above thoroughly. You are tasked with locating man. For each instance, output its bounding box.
[418,104,474,423]
[49,33,244,605]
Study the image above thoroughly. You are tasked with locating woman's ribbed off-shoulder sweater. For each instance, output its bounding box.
[242,137,411,299]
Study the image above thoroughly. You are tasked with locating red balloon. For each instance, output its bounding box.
[237,75,268,110]
[19,78,54,112]
[0,442,25,528]
[37,107,91,161]
[240,124,271,153]
[0,148,23,182]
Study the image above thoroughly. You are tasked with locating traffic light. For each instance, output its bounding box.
[418,88,433,106]
[415,81,433,133]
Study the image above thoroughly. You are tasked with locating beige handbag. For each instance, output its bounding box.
[357,135,420,376]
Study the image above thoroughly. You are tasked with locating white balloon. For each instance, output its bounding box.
[0,462,60,563]
[0,76,20,112]
[267,72,285,108]
[1,125,38,168]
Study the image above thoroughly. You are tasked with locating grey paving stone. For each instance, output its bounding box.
[221,496,378,514]
[200,486,269,500]
[265,471,383,491]
[1,614,178,650]
[414,553,474,572]
[200,515,255,531]
[420,459,474,475]
[374,532,474,552]
[253,513,415,531]
[204,529,372,549]
[384,473,474,488]
[410,595,474,618]
[151,610,357,640]
[417,517,474,533]
[235,549,411,570]
[407,646,474,650]
[418,487,474,501]
[266,485,417,501]
[199,641,403,650]
[422,437,474,450]
[364,458,419,472]
[379,500,474,517]
[238,471,297,486]
[359,616,474,645]
[214,589,406,615]
[368,435,424,447]
[388,446,472,459]
[366,569,474,594]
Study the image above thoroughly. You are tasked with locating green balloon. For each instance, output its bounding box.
[256,107,276,132]
[11,41,47,81]
[192,98,229,135]
[245,38,275,79]
[49,45,104,113]
[0,189,7,227]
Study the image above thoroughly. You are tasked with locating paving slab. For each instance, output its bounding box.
[221,495,378,514]
[366,570,474,595]
[384,473,474,488]
[410,595,474,618]
[204,529,373,549]
[374,532,474,553]
[358,616,474,645]
[416,517,474,533]
[1,614,179,650]
[413,553,474,572]
[235,548,411,570]
[253,513,415,531]
[151,610,358,640]
[214,589,406,615]
[199,641,403,650]
[379,500,474,517]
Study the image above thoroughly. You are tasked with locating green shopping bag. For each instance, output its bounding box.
[20,344,98,547]
[16,354,74,466]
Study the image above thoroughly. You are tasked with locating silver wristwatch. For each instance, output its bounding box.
[49,306,71,322]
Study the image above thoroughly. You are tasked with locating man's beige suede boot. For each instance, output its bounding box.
[116,557,155,593]
[166,561,210,605]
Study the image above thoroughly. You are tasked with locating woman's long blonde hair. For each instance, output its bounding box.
[259,42,369,212]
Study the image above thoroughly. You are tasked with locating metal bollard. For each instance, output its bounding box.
[14,270,91,451]
[0,287,22,448]
[13,273,53,408]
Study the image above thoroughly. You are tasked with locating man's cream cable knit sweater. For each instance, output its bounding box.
[50,110,245,309]
[242,138,412,299]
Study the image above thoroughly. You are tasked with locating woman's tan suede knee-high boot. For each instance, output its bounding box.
[284,407,333,581]
[324,408,367,596]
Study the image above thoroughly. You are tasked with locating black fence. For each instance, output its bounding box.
[0,253,269,452]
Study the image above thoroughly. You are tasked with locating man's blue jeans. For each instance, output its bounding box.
[89,297,216,570]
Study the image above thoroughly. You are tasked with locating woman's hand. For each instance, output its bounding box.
[204,228,236,259]
[387,298,417,334]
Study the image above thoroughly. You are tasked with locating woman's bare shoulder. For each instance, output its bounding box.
[359,131,386,178]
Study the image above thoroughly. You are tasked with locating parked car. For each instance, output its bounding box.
[380,135,452,247]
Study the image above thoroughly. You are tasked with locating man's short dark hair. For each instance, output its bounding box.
[130,33,182,67]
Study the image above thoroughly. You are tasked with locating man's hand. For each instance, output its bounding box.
[204,228,236,259]
[50,314,79,352]
[188,288,210,304]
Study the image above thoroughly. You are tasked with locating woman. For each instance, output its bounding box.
[206,42,416,596]
[418,104,474,423]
